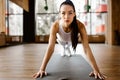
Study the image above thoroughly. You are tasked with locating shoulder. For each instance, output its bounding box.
[50,20,59,33]
[52,20,59,25]
[76,19,85,31]
[51,20,59,28]
[76,19,84,28]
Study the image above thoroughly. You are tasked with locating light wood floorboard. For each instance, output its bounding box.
[0,43,120,80]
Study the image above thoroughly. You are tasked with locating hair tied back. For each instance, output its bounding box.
[66,0,71,2]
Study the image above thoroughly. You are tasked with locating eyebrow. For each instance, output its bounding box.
[69,10,74,12]
[60,10,74,12]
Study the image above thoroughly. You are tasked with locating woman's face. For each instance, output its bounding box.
[59,4,75,27]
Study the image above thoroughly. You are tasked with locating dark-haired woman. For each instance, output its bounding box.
[33,0,106,79]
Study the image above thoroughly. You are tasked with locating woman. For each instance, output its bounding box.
[33,0,106,79]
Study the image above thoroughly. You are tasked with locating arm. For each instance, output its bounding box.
[77,20,106,79]
[40,22,58,71]
[33,21,59,78]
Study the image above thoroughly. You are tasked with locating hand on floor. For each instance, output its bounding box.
[33,70,47,78]
[89,71,107,80]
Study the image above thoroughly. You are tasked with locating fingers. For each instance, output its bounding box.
[89,72,94,77]
[98,73,107,80]
[97,73,103,79]
[33,73,40,78]
[89,72,98,79]
[40,72,43,78]
[44,71,47,76]
[94,73,98,79]
[89,71,107,80]
[98,73,105,79]
[40,71,47,78]
[33,71,47,79]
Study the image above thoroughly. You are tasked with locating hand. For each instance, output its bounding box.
[89,71,107,80]
[33,70,47,78]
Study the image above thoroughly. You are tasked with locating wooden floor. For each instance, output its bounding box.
[0,43,120,80]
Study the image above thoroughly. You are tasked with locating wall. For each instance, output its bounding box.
[107,0,120,45]
[0,32,5,46]
[10,0,29,11]
[112,0,120,45]
[0,0,6,33]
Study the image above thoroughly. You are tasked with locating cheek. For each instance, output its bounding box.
[70,16,74,21]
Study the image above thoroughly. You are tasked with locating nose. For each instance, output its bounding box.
[65,14,69,19]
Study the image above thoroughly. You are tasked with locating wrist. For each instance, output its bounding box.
[93,68,100,73]
[40,67,45,71]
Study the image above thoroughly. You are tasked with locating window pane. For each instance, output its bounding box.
[92,13,107,35]
[9,15,23,36]
[78,13,91,34]
[36,0,56,13]
[9,1,23,14]
[36,14,58,35]
[6,0,23,36]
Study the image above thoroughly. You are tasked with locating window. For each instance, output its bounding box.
[35,0,107,35]
[5,0,23,36]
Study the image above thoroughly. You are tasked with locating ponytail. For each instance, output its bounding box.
[70,16,78,51]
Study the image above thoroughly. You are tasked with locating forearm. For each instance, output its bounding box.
[40,45,54,71]
[84,47,100,72]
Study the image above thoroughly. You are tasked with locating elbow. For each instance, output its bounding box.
[84,49,87,55]
[83,45,90,55]
[47,44,55,53]
[50,47,55,53]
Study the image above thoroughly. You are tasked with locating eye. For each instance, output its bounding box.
[69,12,72,14]
[69,11,74,15]
[61,12,65,15]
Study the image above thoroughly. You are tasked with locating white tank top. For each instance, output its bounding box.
[57,23,71,42]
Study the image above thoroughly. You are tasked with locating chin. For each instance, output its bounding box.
[64,23,70,26]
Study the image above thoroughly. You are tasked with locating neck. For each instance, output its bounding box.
[62,25,71,33]
[59,20,71,32]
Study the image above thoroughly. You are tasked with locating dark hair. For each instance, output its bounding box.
[59,0,79,51]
